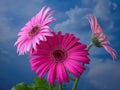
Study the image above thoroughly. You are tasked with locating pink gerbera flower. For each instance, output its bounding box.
[15,6,55,55]
[30,32,90,85]
[87,14,117,59]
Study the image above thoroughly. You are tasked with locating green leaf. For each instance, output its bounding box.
[11,77,63,90]
[34,77,48,89]
[34,77,47,85]
[11,82,32,90]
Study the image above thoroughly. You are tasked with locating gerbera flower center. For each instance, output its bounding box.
[51,48,67,62]
[28,24,40,37]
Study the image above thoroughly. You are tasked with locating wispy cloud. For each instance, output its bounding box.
[0,0,119,90]
[86,59,120,90]
[54,6,92,44]
[54,0,119,55]
[0,0,44,42]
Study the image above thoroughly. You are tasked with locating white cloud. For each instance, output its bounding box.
[81,0,92,5]
[0,17,18,41]
[93,0,111,20]
[54,6,92,44]
[0,48,9,55]
[54,6,91,32]
[53,0,119,55]
[54,0,118,35]
[19,2,120,88]
[86,59,120,90]
[0,0,44,42]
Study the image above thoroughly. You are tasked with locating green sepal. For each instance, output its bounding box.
[92,34,102,47]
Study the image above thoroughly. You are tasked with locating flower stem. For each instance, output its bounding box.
[86,42,94,51]
[49,84,52,90]
[59,83,62,90]
[72,77,80,90]
[72,42,93,90]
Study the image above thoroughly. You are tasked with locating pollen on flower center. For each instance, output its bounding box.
[28,24,40,37]
[51,48,67,62]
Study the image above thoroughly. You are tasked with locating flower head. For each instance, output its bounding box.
[87,14,117,59]
[30,32,90,85]
[15,6,56,55]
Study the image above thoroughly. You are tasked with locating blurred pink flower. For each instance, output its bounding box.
[15,6,55,55]
[88,14,117,59]
[30,32,90,85]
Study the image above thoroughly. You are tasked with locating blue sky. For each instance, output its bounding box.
[0,0,120,90]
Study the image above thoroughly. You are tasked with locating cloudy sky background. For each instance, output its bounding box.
[0,0,120,90]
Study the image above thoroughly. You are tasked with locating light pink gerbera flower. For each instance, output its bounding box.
[30,32,90,85]
[15,6,55,55]
[87,14,117,59]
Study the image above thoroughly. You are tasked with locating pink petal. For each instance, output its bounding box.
[39,61,52,78]
[63,34,74,48]
[64,60,81,78]
[62,33,69,47]
[68,44,87,51]
[40,26,50,31]
[36,61,50,74]
[44,11,55,22]
[37,6,46,22]
[56,63,69,84]
[64,60,85,73]
[69,50,89,56]
[103,45,118,59]
[47,63,56,85]
[31,16,36,26]
[25,21,32,28]
[69,55,90,64]
[43,19,55,26]
[56,32,63,45]
[66,37,80,50]
[87,15,96,33]
[41,7,51,24]
[30,57,48,70]
[87,14,103,34]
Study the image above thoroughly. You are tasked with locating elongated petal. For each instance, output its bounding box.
[29,32,89,85]
[103,45,118,59]
[56,63,69,84]
[47,63,56,85]
[15,6,55,55]
[88,14,117,59]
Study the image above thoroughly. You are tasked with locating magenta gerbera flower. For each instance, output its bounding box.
[87,14,117,59]
[30,32,90,85]
[15,6,56,55]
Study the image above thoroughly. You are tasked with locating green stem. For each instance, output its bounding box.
[72,42,94,90]
[72,77,80,90]
[59,83,62,90]
[86,42,94,51]
[49,84,52,90]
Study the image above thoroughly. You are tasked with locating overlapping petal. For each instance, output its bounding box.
[15,6,55,55]
[30,32,89,85]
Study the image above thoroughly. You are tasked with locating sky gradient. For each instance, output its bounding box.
[0,0,120,90]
